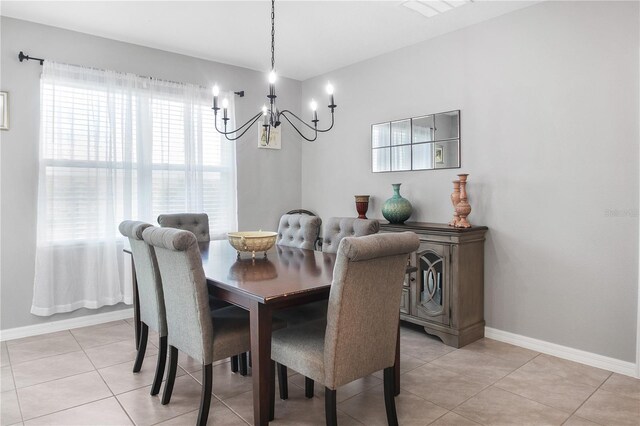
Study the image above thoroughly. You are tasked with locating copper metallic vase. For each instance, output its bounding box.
[449,180,461,227]
[455,174,472,228]
[355,195,370,219]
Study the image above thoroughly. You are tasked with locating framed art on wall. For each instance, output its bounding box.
[258,124,281,149]
[435,145,444,164]
[0,92,8,130]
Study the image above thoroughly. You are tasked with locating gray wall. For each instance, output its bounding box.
[0,17,303,330]
[301,1,639,362]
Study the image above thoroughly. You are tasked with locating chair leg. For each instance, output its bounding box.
[132,323,148,373]
[161,345,179,405]
[269,361,276,421]
[197,364,213,426]
[305,377,314,398]
[383,367,399,426]
[231,355,239,373]
[239,352,248,376]
[324,387,337,426]
[277,363,288,400]
[150,335,167,396]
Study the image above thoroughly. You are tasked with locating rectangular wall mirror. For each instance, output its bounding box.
[372,110,460,172]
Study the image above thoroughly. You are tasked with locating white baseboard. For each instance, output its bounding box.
[0,308,134,342]
[485,327,638,379]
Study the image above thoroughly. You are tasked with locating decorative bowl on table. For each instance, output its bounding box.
[227,231,278,259]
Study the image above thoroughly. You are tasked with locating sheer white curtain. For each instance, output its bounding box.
[32,61,237,316]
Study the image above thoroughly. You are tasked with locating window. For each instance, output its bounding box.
[32,61,237,316]
[39,68,236,242]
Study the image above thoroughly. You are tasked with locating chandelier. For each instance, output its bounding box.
[212,0,336,142]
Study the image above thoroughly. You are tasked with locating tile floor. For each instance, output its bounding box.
[1,319,638,426]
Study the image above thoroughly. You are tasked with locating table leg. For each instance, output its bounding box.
[394,320,400,396]
[130,255,141,350]
[250,302,273,426]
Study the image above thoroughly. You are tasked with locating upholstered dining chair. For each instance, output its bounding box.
[118,220,168,396]
[274,217,381,400]
[158,212,247,375]
[276,210,322,250]
[141,226,256,426]
[270,232,420,426]
[321,217,380,254]
[273,210,324,398]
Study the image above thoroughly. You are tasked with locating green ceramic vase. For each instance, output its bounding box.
[382,183,413,224]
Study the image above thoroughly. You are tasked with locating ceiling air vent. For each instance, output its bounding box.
[402,1,472,18]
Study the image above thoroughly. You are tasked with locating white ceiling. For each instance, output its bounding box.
[1,1,539,81]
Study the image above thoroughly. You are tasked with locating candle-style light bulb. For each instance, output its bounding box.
[222,98,229,121]
[262,105,268,115]
[212,85,220,110]
[326,82,335,109]
[326,82,334,95]
[268,71,277,84]
[310,99,318,123]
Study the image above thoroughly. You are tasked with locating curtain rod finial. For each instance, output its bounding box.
[18,51,44,65]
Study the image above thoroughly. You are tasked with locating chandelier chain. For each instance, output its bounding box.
[271,0,275,71]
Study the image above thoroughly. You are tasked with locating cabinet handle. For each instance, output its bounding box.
[410,277,416,282]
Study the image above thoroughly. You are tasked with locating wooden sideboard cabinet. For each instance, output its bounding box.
[380,222,488,348]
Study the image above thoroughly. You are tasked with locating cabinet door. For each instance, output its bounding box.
[400,288,410,314]
[414,243,450,325]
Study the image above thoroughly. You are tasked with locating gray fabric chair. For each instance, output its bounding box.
[270,232,420,426]
[118,220,168,396]
[157,213,210,243]
[274,217,379,399]
[276,212,321,250]
[142,226,254,426]
[321,217,380,254]
[158,212,246,374]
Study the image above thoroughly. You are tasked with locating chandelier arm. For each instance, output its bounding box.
[222,114,265,141]
[315,112,335,133]
[279,109,334,133]
[214,112,263,135]
[280,112,318,142]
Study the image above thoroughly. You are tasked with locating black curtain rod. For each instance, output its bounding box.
[17,51,245,97]
[18,51,44,65]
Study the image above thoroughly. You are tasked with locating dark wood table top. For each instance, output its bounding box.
[200,240,336,305]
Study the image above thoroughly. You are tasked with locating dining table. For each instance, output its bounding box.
[126,240,401,426]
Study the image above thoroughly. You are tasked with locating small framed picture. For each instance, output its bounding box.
[258,124,281,150]
[0,92,8,131]
[435,145,444,164]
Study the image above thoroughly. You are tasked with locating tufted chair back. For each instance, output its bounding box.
[276,213,322,250]
[118,220,167,337]
[321,217,380,254]
[157,213,210,243]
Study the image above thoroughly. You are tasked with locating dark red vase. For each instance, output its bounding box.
[355,195,370,219]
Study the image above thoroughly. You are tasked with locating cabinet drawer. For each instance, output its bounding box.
[400,288,410,314]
